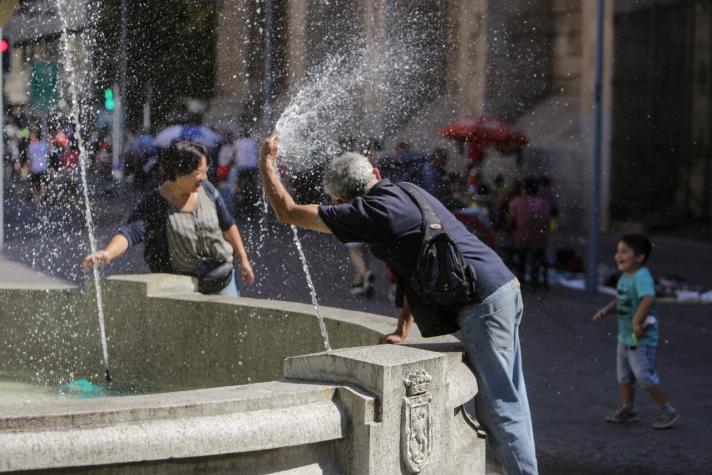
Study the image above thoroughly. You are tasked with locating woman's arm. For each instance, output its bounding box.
[82,193,155,271]
[82,234,130,270]
[223,224,255,285]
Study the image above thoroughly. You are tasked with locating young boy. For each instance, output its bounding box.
[593,234,678,429]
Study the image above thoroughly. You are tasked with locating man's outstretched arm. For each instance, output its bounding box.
[258,132,332,233]
[380,296,414,344]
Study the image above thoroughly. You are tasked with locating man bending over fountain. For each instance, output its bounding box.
[82,140,255,296]
[259,132,537,475]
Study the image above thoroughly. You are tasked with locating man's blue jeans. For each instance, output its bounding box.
[458,279,538,475]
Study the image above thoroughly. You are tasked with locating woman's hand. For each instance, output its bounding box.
[239,258,255,285]
[82,250,111,270]
[259,131,280,165]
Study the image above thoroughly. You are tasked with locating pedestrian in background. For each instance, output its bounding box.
[420,147,449,202]
[231,129,260,219]
[27,130,50,202]
[3,118,21,185]
[507,177,551,289]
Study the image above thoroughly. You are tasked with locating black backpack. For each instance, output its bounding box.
[397,183,477,309]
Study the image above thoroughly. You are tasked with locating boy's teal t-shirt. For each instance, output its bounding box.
[616,267,658,347]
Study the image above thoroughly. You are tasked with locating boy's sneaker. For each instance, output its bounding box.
[605,407,639,423]
[653,409,678,429]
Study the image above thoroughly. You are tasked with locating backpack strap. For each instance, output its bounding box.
[397,182,445,241]
[202,180,221,201]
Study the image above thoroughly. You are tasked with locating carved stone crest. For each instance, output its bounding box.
[401,369,433,473]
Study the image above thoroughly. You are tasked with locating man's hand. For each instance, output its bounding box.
[633,322,646,338]
[82,250,111,270]
[380,303,413,345]
[380,330,407,344]
[259,131,280,165]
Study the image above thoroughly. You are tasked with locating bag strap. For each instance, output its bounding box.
[202,181,221,201]
[397,182,445,240]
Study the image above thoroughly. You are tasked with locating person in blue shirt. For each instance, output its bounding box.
[259,132,537,475]
[593,234,677,429]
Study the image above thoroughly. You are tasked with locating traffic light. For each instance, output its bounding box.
[104,87,115,110]
[1,37,11,73]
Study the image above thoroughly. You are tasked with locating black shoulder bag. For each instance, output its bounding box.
[194,183,234,294]
[397,182,477,309]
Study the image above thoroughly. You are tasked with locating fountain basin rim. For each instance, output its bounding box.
[0,282,75,291]
[0,380,343,431]
[0,393,346,472]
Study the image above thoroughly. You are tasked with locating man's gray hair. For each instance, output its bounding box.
[323,152,378,202]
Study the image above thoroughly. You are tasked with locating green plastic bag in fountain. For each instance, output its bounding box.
[58,379,106,398]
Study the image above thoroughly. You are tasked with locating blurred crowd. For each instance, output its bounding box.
[3,114,559,295]
[2,114,115,204]
[313,137,560,297]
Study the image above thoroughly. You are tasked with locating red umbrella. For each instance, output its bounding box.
[440,115,481,141]
[440,116,527,161]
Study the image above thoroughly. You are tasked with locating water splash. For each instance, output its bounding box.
[268,38,435,353]
[56,0,111,383]
[270,39,434,352]
[274,37,435,169]
[252,192,271,292]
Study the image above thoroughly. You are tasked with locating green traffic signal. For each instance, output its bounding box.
[104,88,115,110]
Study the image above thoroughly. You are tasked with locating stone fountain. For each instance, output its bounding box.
[0,274,485,474]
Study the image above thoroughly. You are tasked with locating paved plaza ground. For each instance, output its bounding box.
[1,179,711,474]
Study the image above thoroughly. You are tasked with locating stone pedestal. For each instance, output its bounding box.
[284,344,484,474]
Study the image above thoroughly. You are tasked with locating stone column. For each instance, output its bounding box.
[286,0,307,93]
[207,0,253,128]
[691,5,712,216]
[360,0,388,135]
[580,0,614,229]
[447,0,487,116]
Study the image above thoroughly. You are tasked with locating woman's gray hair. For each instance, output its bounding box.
[323,152,378,202]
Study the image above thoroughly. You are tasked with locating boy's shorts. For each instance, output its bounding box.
[616,342,660,388]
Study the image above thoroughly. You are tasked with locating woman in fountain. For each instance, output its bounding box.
[82,140,254,296]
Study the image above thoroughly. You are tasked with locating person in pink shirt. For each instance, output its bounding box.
[508,177,552,289]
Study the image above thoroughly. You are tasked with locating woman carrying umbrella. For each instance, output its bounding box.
[82,140,255,295]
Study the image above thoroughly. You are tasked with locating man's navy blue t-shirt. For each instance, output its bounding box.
[318,179,513,304]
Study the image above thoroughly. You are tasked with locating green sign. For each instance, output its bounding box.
[30,62,59,113]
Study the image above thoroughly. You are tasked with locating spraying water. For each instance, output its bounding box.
[274,39,434,169]
[269,39,435,352]
[56,0,111,384]
[290,225,331,351]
